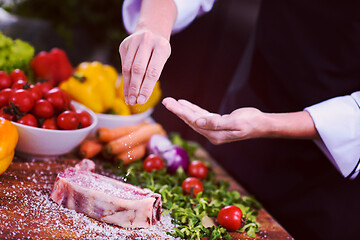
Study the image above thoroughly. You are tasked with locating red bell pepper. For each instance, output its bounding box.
[31,48,73,86]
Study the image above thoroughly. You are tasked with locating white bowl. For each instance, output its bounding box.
[12,101,97,158]
[95,108,154,129]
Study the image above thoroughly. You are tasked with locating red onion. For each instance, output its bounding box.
[162,145,190,174]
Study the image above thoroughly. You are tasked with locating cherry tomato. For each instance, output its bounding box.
[35,82,53,96]
[17,114,37,127]
[188,160,208,180]
[32,99,54,119]
[0,71,12,90]
[11,79,28,91]
[182,177,204,197]
[57,110,79,130]
[77,110,92,128]
[28,85,43,102]
[0,88,13,108]
[217,205,243,231]
[46,87,70,112]
[9,89,34,113]
[0,106,14,121]
[41,118,58,130]
[143,154,165,172]
[10,69,27,82]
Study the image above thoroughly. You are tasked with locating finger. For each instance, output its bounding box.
[127,42,154,105]
[178,99,210,116]
[163,98,203,125]
[138,43,170,104]
[120,39,140,104]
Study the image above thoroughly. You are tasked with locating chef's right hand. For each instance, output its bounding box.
[119,28,171,106]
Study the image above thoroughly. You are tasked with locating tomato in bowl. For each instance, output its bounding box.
[10,101,97,158]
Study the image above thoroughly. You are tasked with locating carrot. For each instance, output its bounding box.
[78,139,103,159]
[96,122,149,142]
[103,123,166,157]
[115,143,147,165]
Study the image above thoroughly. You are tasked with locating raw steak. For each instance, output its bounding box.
[50,159,162,228]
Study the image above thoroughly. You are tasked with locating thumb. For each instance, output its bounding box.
[195,114,224,130]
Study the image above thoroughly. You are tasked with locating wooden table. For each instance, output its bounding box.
[0,150,294,240]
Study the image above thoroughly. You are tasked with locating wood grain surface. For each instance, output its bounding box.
[0,150,294,240]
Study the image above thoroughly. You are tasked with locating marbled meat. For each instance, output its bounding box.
[50,159,162,228]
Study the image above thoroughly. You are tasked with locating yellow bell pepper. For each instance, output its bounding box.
[60,61,118,113]
[116,78,162,114]
[59,76,105,113]
[0,118,18,175]
[76,61,116,110]
[112,97,131,115]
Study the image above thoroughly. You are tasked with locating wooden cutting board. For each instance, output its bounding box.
[0,150,294,240]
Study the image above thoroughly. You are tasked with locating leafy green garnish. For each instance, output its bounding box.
[105,135,262,239]
[0,31,34,77]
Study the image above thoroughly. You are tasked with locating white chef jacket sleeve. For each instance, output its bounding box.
[305,92,360,179]
[122,0,215,34]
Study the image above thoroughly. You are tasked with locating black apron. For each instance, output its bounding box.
[207,1,360,239]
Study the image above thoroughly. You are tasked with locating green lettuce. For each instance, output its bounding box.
[0,31,34,77]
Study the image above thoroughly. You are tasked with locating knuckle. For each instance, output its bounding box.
[128,84,139,94]
[132,63,145,75]
[146,67,160,80]
[141,31,153,42]
[122,64,131,75]
[140,85,153,96]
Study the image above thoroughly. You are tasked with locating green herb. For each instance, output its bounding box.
[105,136,262,239]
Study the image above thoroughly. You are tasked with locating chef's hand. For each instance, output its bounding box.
[162,97,319,144]
[119,0,177,106]
[119,29,171,105]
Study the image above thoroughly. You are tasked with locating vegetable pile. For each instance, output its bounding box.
[78,122,166,164]
[0,69,92,130]
[103,133,262,240]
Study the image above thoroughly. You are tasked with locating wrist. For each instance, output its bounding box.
[263,111,319,139]
[135,0,177,40]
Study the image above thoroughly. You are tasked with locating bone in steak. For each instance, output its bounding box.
[50,159,162,228]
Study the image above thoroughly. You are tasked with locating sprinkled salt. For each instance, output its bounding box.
[0,158,179,240]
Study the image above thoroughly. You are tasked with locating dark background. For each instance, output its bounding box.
[0,0,260,145]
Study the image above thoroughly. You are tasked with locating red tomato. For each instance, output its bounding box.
[28,85,43,102]
[76,110,92,128]
[182,177,204,197]
[188,160,208,179]
[9,89,34,113]
[217,205,243,231]
[11,79,28,91]
[57,110,79,130]
[0,106,14,121]
[32,99,54,119]
[143,154,165,172]
[0,71,12,90]
[17,114,37,127]
[46,88,70,112]
[10,69,27,82]
[35,82,53,96]
[0,88,13,108]
[41,118,58,130]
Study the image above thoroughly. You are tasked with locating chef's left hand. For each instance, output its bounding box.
[162,97,267,144]
[162,97,319,144]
